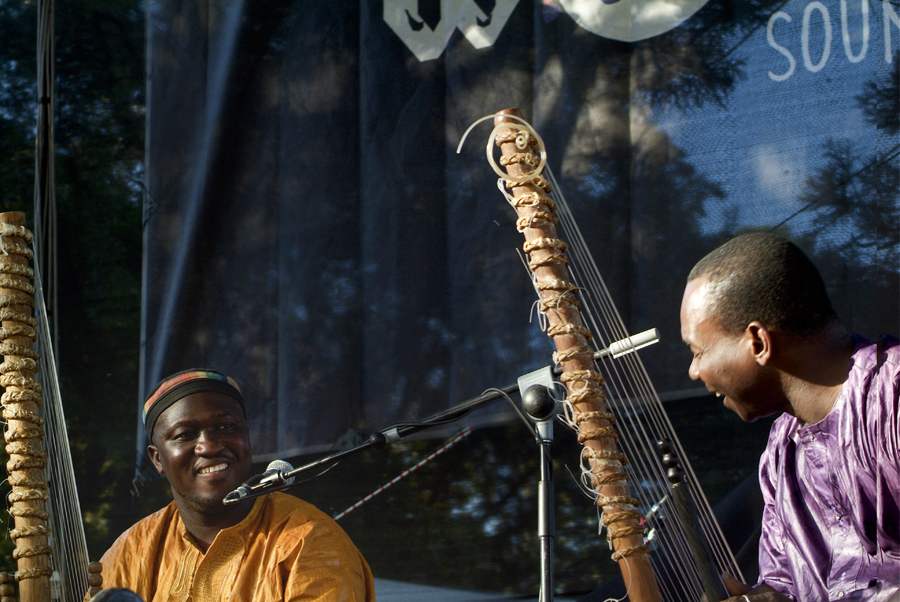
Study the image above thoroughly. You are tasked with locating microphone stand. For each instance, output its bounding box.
[224,329,660,602]
[519,381,558,602]
[538,422,554,602]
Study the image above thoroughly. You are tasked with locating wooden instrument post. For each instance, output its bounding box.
[0,211,52,601]
[491,110,661,602]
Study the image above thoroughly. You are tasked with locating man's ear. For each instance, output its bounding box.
[147,445,165,475]
[746,321,773,365]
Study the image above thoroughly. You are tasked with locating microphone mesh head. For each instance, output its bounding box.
[267,459,295,485]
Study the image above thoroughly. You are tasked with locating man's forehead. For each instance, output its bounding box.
[681,278,713,324]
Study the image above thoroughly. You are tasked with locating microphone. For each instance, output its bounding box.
[223,459,294,504]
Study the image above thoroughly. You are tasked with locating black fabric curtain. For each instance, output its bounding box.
[140,0,899,476]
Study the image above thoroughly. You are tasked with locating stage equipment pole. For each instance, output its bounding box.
[519,378,559,602]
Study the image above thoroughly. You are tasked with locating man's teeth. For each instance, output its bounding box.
[199,463,228,474]
[716,392,724,398]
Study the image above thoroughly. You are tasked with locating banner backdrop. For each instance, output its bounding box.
[140,0,899,475]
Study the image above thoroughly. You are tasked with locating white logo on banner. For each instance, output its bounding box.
[558,0,712,42]
[384,0,521,62]
[384,0,717,60]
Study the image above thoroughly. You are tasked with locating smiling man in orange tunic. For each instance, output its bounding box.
[93,369,375,602]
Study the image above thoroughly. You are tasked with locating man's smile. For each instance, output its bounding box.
[197,462,230,475]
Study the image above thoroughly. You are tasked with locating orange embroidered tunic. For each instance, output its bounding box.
[92,492,375,602]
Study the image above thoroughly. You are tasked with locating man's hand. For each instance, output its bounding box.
[720,573,792,602]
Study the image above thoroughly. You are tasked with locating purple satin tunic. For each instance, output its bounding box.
[756,335,900,601]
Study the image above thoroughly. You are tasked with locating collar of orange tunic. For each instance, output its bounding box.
[175,494,267,554]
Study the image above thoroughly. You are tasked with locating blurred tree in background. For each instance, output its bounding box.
[0,0,145,572]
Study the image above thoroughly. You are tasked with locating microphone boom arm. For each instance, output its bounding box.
[222,329,659,505]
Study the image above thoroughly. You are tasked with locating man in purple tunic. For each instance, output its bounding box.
[679,232,899,602]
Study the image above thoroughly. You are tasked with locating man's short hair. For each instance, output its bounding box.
[688,232,838,336]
